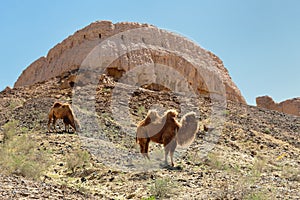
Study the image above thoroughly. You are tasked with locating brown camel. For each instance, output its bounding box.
[47,102,79,133]
[136,109,198,166]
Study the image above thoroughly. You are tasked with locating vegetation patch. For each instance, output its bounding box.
[149,178,174,199]
[65,149,91,174]
[0,120,52,180]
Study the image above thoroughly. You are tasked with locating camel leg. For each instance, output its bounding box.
[138,138,144,154]
[145,138,150,159]
[169,140,177,167]
[164,138,177,166]
[163,136,173,166]
[70,122,76,133]
[64,123,69,133]
[142,147,150,159]
[48,110,53,133]
[164,141,170,165]
[140,143,146,157]
[52,117,57,132]
[139,138,150,159]
[170,151,174,167]
[63,117,72,133]
[47,119,52,132]
[142,140,150,159]
[164,148,169,166]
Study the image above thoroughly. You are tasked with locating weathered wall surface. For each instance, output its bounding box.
[14,21,246,103]
[256,96,300,116]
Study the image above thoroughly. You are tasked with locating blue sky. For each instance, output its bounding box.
[0,0,299,105]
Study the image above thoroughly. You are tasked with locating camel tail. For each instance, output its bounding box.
[177,112,199,147]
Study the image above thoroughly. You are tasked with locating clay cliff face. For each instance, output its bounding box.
[256,96,300,116]
[14,21,246,104]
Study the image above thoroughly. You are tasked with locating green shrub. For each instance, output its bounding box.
[142,196,156,200]
[137,105,146,118]
[66,149,91,173]
[264,128,271,134]
[281,165,300,182]
[150,178,172,198]
[251,157,266,180]
[244,191,267,200]
[206,152,229,170]
[2,120,19,142]
[8,99,24,110]
[0,121,51,180]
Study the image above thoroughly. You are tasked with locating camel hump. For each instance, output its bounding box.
[62,104,69,108]
[177,112,198,147]
[53,102,63,108]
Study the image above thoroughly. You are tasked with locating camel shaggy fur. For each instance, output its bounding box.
[47,102,79,133]
[136,109,198,166]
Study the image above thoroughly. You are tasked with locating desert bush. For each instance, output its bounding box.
[2,120,19,142]
[8,99,24,110]
[142,196,156,200]
[150,178,172,198]
[65,149,91,173]
[223,109,230,116]
[251,157,266,178]
[263,128,271,134]
[0,120,52,180]
[281,165,300,182]
[137,105,146,118]
[206,152,229,170]
[244,191,267,200]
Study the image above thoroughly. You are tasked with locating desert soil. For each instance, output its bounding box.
[0,73,299,199]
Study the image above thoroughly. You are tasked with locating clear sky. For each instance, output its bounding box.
[0,0,299,105]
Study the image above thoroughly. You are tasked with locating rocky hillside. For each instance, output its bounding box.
[14,21,245,104]
[256,96,300,116]
[0,72,299,199]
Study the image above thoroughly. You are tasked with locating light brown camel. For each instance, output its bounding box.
[47,102,79,133]
[136,109,198,166]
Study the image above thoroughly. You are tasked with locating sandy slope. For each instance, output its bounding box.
[0,74,299,199]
